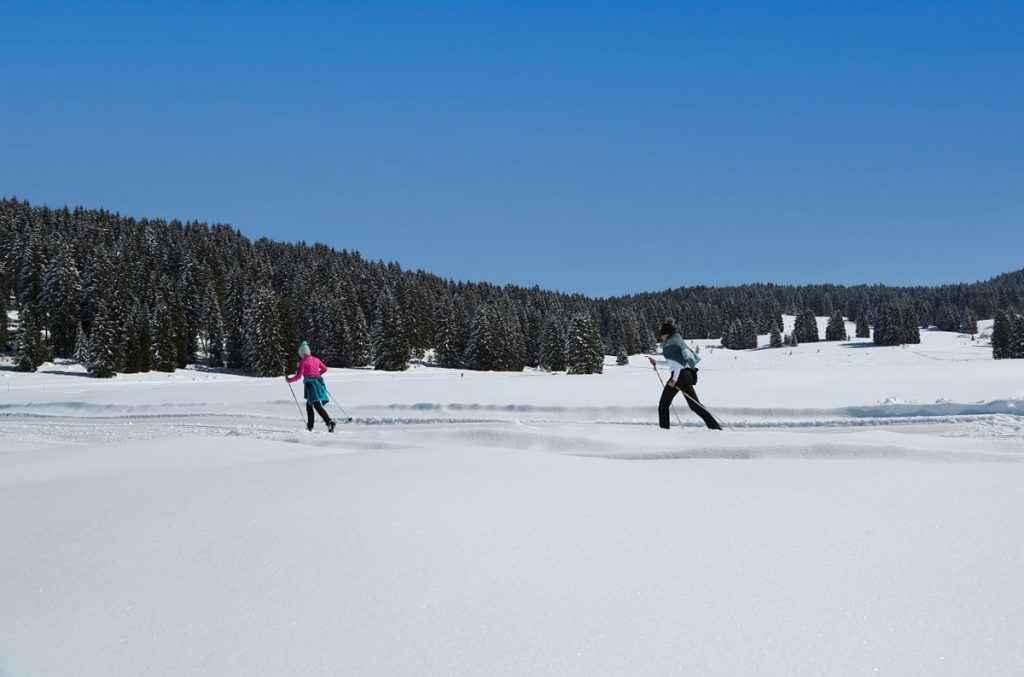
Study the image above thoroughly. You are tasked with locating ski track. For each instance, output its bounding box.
[2,399,1022,456]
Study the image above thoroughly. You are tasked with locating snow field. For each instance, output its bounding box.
[1,318,1023,675]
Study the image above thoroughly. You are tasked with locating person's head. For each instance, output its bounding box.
[659,318,677,341]
[297,341,311,358]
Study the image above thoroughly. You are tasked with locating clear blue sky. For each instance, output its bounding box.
[2,1,1021,296]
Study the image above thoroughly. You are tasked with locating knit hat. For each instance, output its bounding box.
[297,341,311,357]
[659,318,677,337]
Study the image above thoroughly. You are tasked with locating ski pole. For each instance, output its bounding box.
[651,362,686,430]
[323,386,354,422]
[678,389,732,431]
[286,380,305,423]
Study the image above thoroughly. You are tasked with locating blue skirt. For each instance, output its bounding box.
[303,377,329,405]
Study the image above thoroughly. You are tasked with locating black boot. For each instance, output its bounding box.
[327,420,336,433]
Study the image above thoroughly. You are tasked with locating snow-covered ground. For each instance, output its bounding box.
[2,318,1023,676]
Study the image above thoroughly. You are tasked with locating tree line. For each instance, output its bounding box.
[2,197,1023,376]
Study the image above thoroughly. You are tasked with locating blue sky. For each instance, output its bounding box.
[2,1,1021,296]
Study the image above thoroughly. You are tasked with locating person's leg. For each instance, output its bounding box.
[305,404,315,430]
[658,385,678,429]
[312,401,333,425]
[678,377,721,430]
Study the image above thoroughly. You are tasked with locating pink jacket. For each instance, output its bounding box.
[286,355,328,383]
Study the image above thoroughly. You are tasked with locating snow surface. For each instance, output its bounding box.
[2,318,1023,676]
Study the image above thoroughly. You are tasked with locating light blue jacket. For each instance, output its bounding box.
[661,333,701,370]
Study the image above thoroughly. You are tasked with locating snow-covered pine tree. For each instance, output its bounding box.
[1011,314,1024,359]
[0,299,8,350]
[960,309,978,336]
[372,291,410,371]
[825,311,846,341]
[794,309,819,343]
[539,314,567,371]
[88,300,120,378]
[242,288,287,376]
[902,306,921,345]
[346,304,372,367]
[463,304,500,371]
[223,271,246,369]
[769,322,783,348]
[616,347,629,365]
[433,297,462,368]
[743,318,758,349]
[150,297,178,372]
[991,310,1012,359]
[137,304,152,373]
[855,315,870,339]
[15,305,45,372]
[73,321,89,363]
[565,312,603,374]
[201,282,225,367]
[40,247,82,357]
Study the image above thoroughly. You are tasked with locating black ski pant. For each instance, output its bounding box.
[659,368,722,430]
[306,401,333,429]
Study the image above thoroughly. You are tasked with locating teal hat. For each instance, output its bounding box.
[298,341,311,357]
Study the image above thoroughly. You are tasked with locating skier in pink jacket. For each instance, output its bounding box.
[286,341,335,432]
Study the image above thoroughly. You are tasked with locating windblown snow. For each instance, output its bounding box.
[2,318,1022,676]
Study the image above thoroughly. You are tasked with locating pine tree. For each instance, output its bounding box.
[769,322,783,348]
[372,292,410,371]
[73,321,89,363]
[743,318,758,349]
[243,288,287,376]
[855,315,870,339]
[15,306,45,372]
[902,306,921,345]
[616,347,629,365]
[825,312,847,341]
[201,282,225,367]
[0,299,8,351]
[433,298,462,368]
[40,248,82,357]
[539,315,567,371]
[566,313,603,374]
[1011,315,1024,359]
[960,309,978,336]
[992,310,1012,359]
[150,297,178,372]
[463,304,500,371]
[346,305,372,367]
[794,310,819,343]
[88,300,120,378]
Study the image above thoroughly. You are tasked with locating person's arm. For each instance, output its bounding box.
[285,357,306,383]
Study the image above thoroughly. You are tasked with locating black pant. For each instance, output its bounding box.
[306,401,332,429]
[659,368,721,430]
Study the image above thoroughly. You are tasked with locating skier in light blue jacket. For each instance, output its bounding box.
[647,318,721,430]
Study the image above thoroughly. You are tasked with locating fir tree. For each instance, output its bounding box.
[243,288,287,376]
[902,306,921,345]
[566,313,603,374]
[1011,314,1024,359]
[73,321,89,363]
[201,282,225,367]
[539,315,567,371]
[15,306,45,372]
[794,310,819,343]
[88,300,120,378]
[40,248,82,357]
[0,299,7,351]
[769,322,782,348]
[433,297,462,368]
[616,347,629,365]
[825,312,847,341]
[991,310,1012,359]
[346,305,372,367]
[372,292,410,371]
[463,304,500,371]
[855,315,870,339]
[743,318,758,349]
